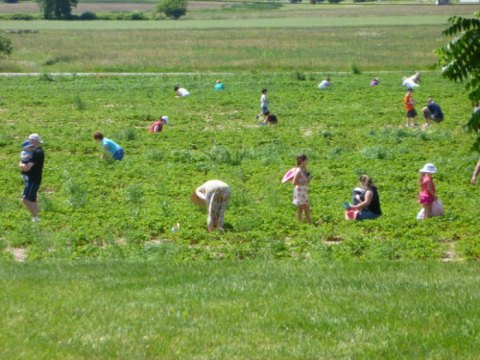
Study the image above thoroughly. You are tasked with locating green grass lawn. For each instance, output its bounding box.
[1,260,480,358]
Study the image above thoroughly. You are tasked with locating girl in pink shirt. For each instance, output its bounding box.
[418,163,437,219]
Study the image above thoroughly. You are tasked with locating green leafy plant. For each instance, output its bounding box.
[80,11,97,20]
[351,63,361,74]
[437,12,480,151]
[123,11,147,21]
[157,0,188,20]
[295,71,306,81]
[0,33,12,56]
[73,95,86,111]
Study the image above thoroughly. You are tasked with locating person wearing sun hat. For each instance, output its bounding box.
[418,163,437,219]
[18,133,45,222]
[149,115,169,133]
[191,180,230,232]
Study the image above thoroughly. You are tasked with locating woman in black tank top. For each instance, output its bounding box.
[351,175,382,221]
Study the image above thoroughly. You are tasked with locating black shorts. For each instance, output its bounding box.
[406,109,417,118]
[23,180,40,202]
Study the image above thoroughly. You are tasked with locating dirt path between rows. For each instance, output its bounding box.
[8,247,27,262]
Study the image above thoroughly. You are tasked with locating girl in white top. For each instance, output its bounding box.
[292,154,312,224]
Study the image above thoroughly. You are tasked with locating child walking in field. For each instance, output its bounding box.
[256,88,269,122]
[418,163,437,219]
[292,154,311,224]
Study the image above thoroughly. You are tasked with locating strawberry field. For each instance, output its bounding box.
[0,72,479,261]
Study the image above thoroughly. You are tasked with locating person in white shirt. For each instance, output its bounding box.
[256,88,270,121]
[402,72,421,88]
[174,85,190,97]
[318,77,331,89]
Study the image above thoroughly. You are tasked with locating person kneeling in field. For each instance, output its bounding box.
[345,175,382,221]
[422,98,444,126]
[191,180,230,232]
[149,115,169,133]
[214,79,224,91]
[174,85,190,97]
[318,77,331,89]
[93,132,124,161]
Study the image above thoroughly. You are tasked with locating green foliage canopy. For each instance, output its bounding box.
[157,0,188,20]
[438,12,480,149]
[37,0,78,19]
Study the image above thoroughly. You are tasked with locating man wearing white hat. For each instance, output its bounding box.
[18,133,45,222]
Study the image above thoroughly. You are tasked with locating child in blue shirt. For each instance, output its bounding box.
[93,132,124,160]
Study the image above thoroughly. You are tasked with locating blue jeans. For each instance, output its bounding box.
[356,209,380,221]
[113,148,124,160]
[352,189,380,221]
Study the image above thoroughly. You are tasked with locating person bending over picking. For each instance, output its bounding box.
[93,132,124,161]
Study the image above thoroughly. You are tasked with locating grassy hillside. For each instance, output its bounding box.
[0,3,477,72]
[0,72,479,261]
[0,24,462,72]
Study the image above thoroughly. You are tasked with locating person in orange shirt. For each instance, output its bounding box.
[404,88,418,127]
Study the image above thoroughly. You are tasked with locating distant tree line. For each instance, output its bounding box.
[290,0,372,3]
[29,0,188,20]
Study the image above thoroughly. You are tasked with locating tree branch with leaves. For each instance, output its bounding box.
[437,12,480,150]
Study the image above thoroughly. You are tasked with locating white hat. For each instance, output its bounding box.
[28,133,43,143]
[419,163,437,174]
[161,116,169,124]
